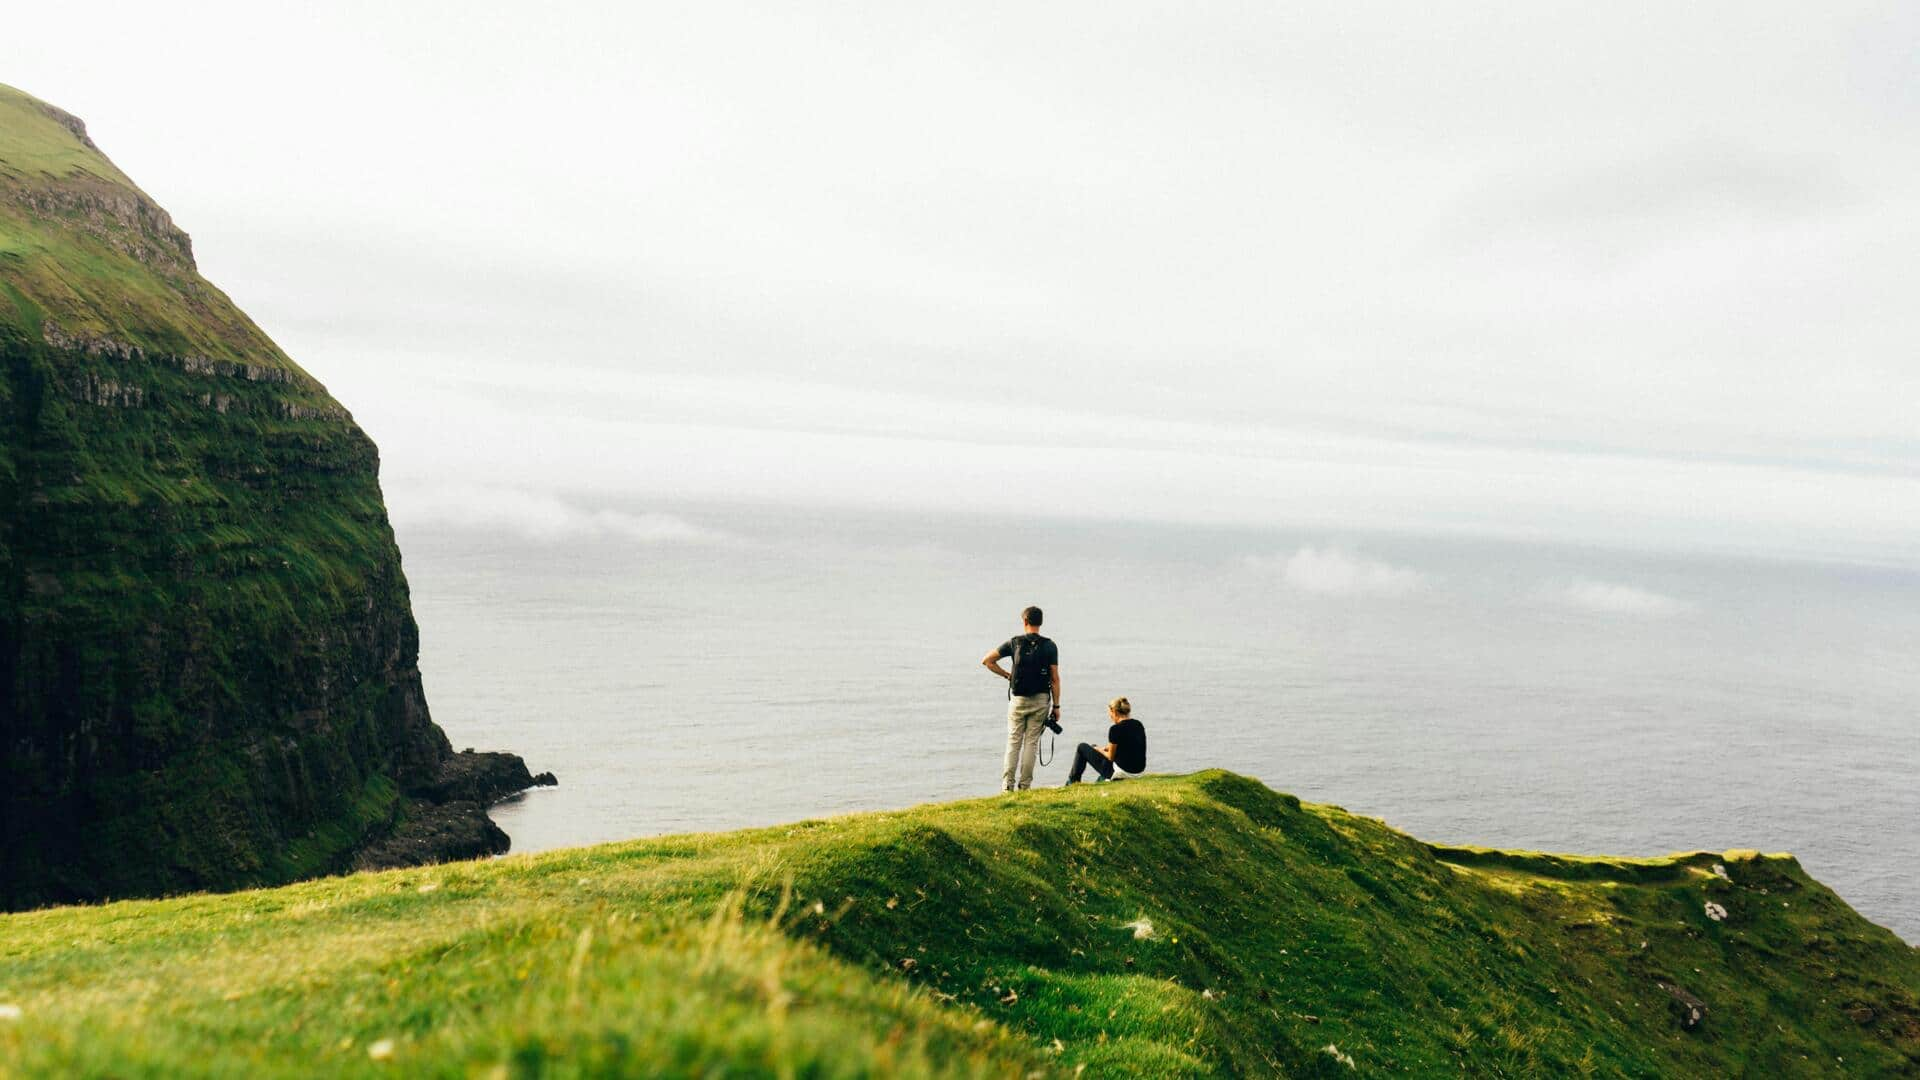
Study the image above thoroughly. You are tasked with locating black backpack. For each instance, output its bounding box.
[1009,634,1052,697]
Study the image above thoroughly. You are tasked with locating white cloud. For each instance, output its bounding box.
[388,484,733,545]
[16,4,1920,568]
[1249,547,1426,597]
[1539,578,1688,616]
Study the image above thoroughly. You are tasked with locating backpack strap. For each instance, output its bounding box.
[1008,635,1023,700]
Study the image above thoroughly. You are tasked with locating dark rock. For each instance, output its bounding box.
[1658,981,1709,1031]
[352,801,510,871]
[337,752,558,872]
[413,750,554,807]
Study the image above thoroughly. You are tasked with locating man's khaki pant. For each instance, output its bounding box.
[1003,692,1051,791]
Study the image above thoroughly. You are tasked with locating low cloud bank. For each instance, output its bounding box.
[1245,547,1695,617]
[1538,578,1687,616]
[1248,547,1427,596]
[391,484,732,545]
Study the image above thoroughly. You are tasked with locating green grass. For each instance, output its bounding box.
[0,83,297,366]
[0,88,134,187]
[3,771,1916,1077]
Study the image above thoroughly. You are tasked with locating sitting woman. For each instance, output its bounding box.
[1066,697,1147,784]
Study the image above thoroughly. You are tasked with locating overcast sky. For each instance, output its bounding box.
[8,2,1919,564]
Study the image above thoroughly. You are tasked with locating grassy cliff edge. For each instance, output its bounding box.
[2,771,1915,1077]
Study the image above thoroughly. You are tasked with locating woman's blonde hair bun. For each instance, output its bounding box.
[1108,696,1131,717]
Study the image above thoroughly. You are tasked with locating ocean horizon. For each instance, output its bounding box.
[395,494,1920,942]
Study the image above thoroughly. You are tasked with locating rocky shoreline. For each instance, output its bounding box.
[353,751,558,872]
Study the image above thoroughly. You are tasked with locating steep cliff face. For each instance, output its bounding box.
[0,84,541,908]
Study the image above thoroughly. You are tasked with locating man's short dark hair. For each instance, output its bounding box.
[1022,606,1043,627]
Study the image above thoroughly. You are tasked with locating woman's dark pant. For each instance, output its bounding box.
[1067,742,1114,783]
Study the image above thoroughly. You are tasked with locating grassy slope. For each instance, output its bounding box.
[0,88,134,186]
[0,82,293,367]
[1,772,1915,1078]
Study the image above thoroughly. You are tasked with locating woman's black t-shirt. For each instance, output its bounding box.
[1108,717,1147,774]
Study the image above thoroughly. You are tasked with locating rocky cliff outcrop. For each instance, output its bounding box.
[0,84,546,908]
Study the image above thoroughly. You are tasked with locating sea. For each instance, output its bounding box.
[395,498,1920,941]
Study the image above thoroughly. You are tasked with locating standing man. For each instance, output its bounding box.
[982,605,1060,792]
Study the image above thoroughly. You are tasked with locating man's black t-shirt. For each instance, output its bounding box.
[996,634,1058,697]
[1108,717,1146,774]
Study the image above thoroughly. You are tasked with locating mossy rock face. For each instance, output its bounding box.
[0,84,472,907]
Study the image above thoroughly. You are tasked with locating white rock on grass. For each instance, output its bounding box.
[0,1004,21,1021]
[1704,901,1728,922]
[1124,918,1155,940]
[1711,864,1730,881]
[1323,1043,1357,1069]
[367,1038,396,1061]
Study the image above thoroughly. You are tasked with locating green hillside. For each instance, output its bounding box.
[2,772,1914,1077]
